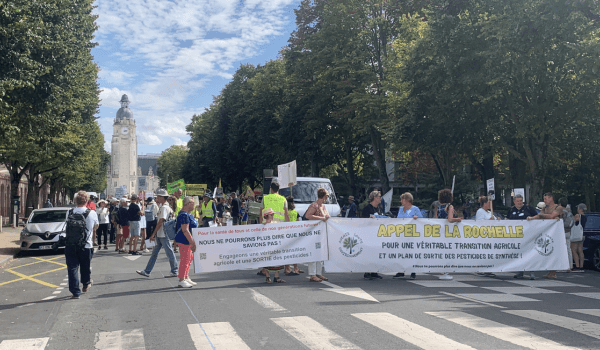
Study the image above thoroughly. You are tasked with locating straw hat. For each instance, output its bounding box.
[263,208,275,217]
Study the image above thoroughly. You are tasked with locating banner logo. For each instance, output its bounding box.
[534,234,554,256]
[338,232,363,258]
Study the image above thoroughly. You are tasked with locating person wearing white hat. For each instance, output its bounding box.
[137,189,178,278]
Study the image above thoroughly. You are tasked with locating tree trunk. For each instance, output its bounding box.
[344,135,357,195]
[7,162,28,226]
[369,126,390,193]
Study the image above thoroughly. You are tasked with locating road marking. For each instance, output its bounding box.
[42,296,56,301]
[482,287,560,294]
[571,292,600,300]
[439,291,506,308]
[428,311,579,350]
[0,266,66,288]
[123,256,141,261]
[353,312,475,350]
[505,310,600,339]
[453,293,539,302]
[60,283,67,286]
[95,329,145,349]
[52,291,61,294]
[0,337,49,350]
[509,280,589,288]
[272,316,361,349]
[570,309,600,317]
[408,280,478,288]
[319,280,379,302]
[32,256,67,268]
[249,288,287,312]
[57,287,64,290]
[188,322,250,349]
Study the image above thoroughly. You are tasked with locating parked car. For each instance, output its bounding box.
[583,212,600,270]
[19,207,69,252]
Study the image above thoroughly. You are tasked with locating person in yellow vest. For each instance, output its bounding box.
[287,196,299,222]
[173,189,183,216]
[261,181,289,223]
[198,193,217,227]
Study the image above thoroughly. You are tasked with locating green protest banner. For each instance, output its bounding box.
[167,179,186,193]
[186,184,207,195]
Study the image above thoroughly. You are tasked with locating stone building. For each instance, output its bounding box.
[106,95,160,198]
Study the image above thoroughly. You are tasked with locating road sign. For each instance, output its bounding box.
[486,178,495,200]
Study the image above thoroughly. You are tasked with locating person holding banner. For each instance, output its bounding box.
[437,189,460,280]
[261,181,290,223]
[527,192,561,279]
[304,188,330,282]
[509,194,538,280]
[394,193,422,280]
[475,196,500,220]
[175,196,198,288]
[285,197,304,276]
[261,208,286,284]
[362,190,384,280]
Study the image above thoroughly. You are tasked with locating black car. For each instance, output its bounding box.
[583,212,600,270]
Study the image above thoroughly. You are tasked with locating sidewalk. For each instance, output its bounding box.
[0,226,21,267]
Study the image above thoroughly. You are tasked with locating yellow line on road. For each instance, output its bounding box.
[32,257,67,267]
[0,266,65,288]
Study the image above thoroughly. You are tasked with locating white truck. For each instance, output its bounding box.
[273,177,341,218]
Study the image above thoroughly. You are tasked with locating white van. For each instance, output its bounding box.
[274,177,341,218]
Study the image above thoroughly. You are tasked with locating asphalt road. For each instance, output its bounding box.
[1,245,600,349]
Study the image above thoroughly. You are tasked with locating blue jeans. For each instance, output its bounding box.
[143,236,178,275]
[65,247,93,297]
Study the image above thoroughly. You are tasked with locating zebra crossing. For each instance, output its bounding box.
[2,309,599,349]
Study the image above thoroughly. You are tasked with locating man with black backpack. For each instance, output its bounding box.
[65,191,99,299]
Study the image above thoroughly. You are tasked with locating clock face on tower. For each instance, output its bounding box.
[121,127,129,135]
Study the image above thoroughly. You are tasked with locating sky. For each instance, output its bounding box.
[92,0,302,155]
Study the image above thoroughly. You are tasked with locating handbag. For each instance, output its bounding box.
[163,219,177,240]
[571,221,584,242]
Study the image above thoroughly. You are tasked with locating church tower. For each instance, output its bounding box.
[107,94,138,197]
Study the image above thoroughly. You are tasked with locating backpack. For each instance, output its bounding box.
[562,208,574,232]
[145,204,156,222]
[65,209,90,249]
[163,210,177,240]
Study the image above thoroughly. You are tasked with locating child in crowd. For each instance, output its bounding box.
[240,202,248,225]
[261,209,285,284]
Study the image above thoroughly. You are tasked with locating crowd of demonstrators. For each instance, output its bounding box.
[340,196,357,218]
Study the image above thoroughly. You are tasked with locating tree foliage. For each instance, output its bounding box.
[158,145,189,187]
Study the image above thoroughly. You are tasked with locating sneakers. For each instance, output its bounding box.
[143,249,150,253]
[82,280,92,293]
[185,278,197,286]
[393,273,405,278]
[132,251,142,255]
[438,273,453,280]
[129,251,134,255]
[178,280,193,288]
[71,295,80,299]
[104,246,108,250]
[136,270,150,277]
[166,272,178,277]
[410,273,416,279]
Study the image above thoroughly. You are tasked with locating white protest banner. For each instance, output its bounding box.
[324,218,569,273]
[277,160,297,189]
[382,189,393,214]
[192,221,327,273]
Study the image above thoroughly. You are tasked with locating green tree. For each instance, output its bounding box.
[158,145,189,187]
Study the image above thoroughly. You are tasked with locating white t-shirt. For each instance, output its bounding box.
[72,206,99,249]
[156,203,173,238]
[476,208,493,220]
[96,207,109,224]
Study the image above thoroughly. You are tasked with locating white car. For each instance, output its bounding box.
[275,177,341,218]
[19,207,69,251]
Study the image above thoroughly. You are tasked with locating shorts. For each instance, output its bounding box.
[130,220,141,237]
[232,216,240,225]
[122,225,130,239]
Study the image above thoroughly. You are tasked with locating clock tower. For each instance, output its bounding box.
[107,94,138,198]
